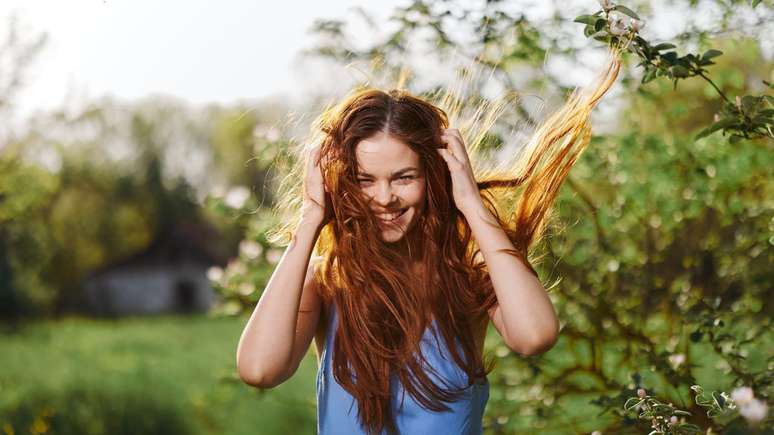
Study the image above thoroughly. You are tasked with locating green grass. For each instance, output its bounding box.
[2,313,769,434]
[0,314,318,435]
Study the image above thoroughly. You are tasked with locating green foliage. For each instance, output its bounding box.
[1,3,772,434]
[3,383,194,435]
[0,315,318,435]
[258,1,774,433]
[574,2,774,142]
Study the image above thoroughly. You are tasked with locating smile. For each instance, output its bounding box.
[375,208,407,222]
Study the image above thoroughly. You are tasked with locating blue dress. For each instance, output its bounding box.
[317,303,490,434]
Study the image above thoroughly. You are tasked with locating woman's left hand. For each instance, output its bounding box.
[437,128,485,217]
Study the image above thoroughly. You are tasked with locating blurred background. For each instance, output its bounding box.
[0,1,771,434]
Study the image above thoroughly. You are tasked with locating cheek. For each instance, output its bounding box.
[402,184,426,206]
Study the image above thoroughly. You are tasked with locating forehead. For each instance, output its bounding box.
[355,131,420,174]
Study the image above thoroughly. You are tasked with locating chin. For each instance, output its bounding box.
[380,230,406,243]
[378,207,418,243]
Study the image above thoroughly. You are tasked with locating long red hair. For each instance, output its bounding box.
[270,50,621,434]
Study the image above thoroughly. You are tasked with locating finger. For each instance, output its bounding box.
[436,148,463,169]
[442,128,464,144]
[446,128,464,142]
[440,130,470,164]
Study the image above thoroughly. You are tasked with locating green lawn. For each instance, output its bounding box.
[0,314,319,435]
[2,313,768,435]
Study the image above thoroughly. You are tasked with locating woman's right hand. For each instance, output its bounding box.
[301,145,332,228]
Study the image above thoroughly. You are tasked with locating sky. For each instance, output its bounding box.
[1,0,400,118]
[4,0,770,123]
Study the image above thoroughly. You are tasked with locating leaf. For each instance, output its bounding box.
[702,49,723,61]
[740,95,758,112]
[652,43,677,51]
[574,14,599,25]
[662,51,678,63]
[672,65,691,77]
[698,59,717,67]
[752,0,762,7]
[612,5,641,20]
[642,69,657,84]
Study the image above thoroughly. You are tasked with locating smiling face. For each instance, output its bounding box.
[355,131,426,243]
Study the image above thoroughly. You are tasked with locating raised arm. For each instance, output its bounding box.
[235,219,323,388]
[438,129,559,356]
[236,145,331,387]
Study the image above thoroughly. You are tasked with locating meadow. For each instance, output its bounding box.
[0,315,318,435]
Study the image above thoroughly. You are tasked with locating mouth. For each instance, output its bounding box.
[375,208,408,223]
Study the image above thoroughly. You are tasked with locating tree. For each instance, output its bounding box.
[219,0,772,432]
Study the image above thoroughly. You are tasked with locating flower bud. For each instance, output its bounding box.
[597,0,614,10]
[668,353,685,369]
[608,13,628,36]
[739,398,768,424]
[731,387,754,406]
[637,388,647,398]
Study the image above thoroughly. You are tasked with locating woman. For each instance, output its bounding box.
[236,53,620,434]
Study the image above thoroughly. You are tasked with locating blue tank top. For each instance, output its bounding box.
[316,303,489,434]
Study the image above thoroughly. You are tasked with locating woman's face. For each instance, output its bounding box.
[355,131,426,243]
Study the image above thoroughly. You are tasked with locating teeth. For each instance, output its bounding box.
[376,209,404,221]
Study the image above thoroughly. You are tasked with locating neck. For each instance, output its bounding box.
[384,225,424,262]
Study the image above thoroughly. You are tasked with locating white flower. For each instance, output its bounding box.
[224,186,251,209]
[608,12,629,36]
[629,18,645,32]
[597,0,614,10]
[252,125,281,142]
[739,398,768,424]
[668,353,686,369]
[731,387,755,406]
[206,266,223,282]
[637,388,647,398]
[225,259,247,278]
[238,282,255,296]
[266,248,284,265]
[239,240,263,260]
[591,431,603,435]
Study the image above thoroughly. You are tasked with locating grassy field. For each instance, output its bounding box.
[2,313,768,434]
[0,314,319,435]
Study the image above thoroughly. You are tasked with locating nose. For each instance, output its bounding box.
[372,181,397,207]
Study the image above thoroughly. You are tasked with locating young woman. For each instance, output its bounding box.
[236,53,621,435]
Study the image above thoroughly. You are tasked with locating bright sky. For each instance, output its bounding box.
[6,1,769,124]
[2,0,400,117]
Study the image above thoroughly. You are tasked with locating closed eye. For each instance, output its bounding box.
[357,175,416,183]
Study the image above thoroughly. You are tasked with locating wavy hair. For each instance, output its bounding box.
[268,50,621,434]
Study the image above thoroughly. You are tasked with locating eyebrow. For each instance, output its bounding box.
[356,167,420,178]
